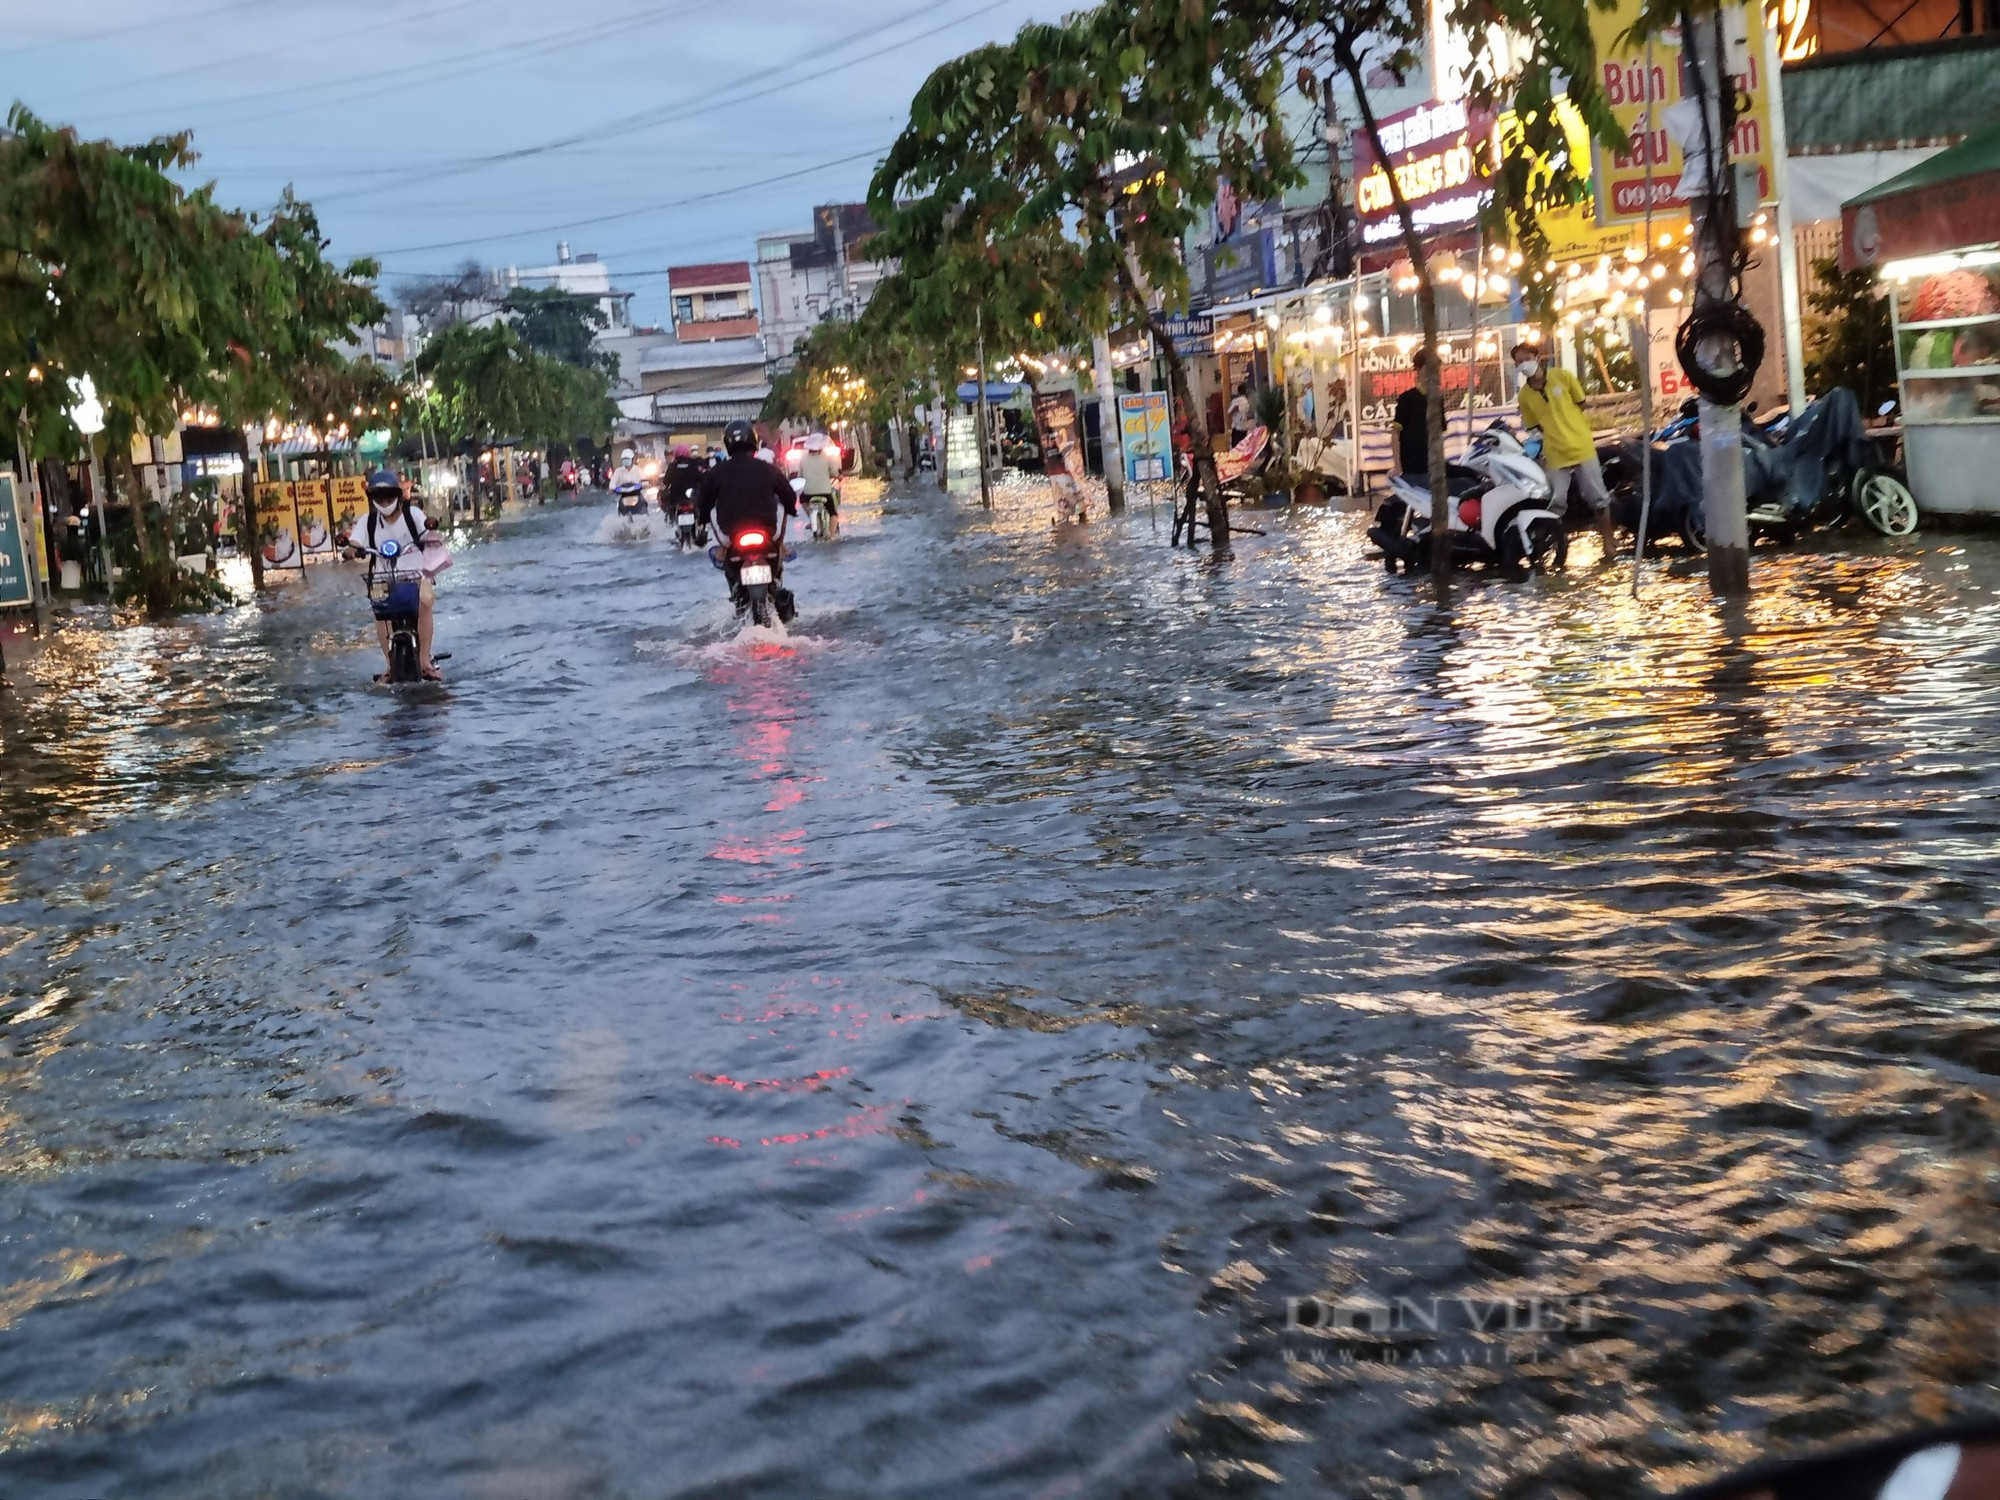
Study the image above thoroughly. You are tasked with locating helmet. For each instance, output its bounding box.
[620,448,635,465]
[723,420,756,457]
[365,469,403,503]
[804,433,827,453]
[673,444,691,458]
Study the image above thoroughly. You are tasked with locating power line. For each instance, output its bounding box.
[365,143,888,259]
[0,0,277,58]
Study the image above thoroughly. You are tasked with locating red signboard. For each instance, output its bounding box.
[1843,170,2000,272]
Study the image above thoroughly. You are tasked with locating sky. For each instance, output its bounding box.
[7,0,1069,326]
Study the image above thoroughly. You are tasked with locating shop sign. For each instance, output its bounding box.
[256,481,304,570]
[1354,336,1511,427]
[1352,99,1494,251]
[1032,390,1087,518]
[294,479,335,559]
[1590,0,1775,223]
[0,475,35,609]
[1158,315,1215,357]
[330,476,368,543]
[1206,228,1277,301]
[1118,393,1173,483]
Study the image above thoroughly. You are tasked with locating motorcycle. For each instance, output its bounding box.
[712,523,797,629]
[671,490,705,550]
[355,538,450,685]
[794,476,840,540]
[917,438,937,474]
[1369,422,1569,575]
[558,463,581,495]
[1606,388,1919,549]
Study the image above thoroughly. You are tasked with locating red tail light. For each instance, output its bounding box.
[736,530,768,549]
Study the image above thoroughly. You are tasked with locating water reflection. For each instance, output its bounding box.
[0,488,1993,1497]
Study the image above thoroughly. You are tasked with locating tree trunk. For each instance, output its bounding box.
[938,401,952,492]
[1338,36,1450,597]
[1153,325,1228,551]
[241,431,265,593]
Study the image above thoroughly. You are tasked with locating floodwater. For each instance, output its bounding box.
[1,482,1995,1499]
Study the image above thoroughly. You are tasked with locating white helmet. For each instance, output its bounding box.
[804,433,827,453]
[621,448,635,465]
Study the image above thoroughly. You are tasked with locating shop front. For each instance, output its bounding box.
[1843,120,2000,514]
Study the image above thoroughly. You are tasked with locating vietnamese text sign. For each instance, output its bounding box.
[1158,315,1214,357]
[329,476,367,542]
[294,479,334,559]
[1352,98,1495,253]
[1118,393,1172,483]
[256,481,304,570]
[0,475,35,608]
[1591,3,1775,222]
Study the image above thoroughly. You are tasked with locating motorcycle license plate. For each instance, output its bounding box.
[739,564,773,585]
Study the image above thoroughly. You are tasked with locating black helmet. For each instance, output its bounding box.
[723,420,756,457]
[365,469,403,502]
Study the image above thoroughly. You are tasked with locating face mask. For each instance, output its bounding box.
[1516,360,1539,381]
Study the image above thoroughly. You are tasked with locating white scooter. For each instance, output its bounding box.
[1368,423,1569,575]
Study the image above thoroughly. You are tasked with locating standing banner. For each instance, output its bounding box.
[294,478,334,559]
[329,476,367,546]
[256,481,304,571]
[1118,393,1173,483]
[1033,390,1088,521]
[0,475,35,608]
[1591,1,1774,222]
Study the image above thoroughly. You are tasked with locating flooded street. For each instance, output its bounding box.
[1,484,1995,1498]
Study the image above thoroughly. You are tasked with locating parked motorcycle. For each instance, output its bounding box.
[1606,388,1918,549]
[1369,422,1569,575]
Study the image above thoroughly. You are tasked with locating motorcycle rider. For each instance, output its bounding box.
[608,447,648,512]
[697,419,798,596]
[346,469,443,682]
[1512,342,1616,554]
[663,444,705,527]
[797,432,842,532]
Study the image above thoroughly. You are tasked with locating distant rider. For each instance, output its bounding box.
[797,433,841,528]
[608,447,649,513]
[663,444,705,519]
[697,419,798,593]
[345,469,443,682]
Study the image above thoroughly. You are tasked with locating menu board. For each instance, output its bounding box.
[1896,262,2000,424]
[255,481,303,570]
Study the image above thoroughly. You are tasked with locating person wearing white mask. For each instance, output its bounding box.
[1512,342,1615,556]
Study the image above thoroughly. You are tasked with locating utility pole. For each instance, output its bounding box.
[975,307,994,510]
[1683,6,1752,597]
[1094,332,1126,513]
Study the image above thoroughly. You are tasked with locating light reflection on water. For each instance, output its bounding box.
[0,482,1994,1498]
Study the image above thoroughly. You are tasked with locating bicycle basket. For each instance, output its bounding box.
[368,575,422,619]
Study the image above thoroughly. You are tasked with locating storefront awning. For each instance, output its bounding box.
[1842,119,2000,271]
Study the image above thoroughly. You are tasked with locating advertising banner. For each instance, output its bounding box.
[0,475,35,608]
[1590,2,1774,223]
[1118,393,1173,483]
[293,479,334,559]
[1033,390,1088,519]
[329,476,368,545]
[255,481,304,571]
[1354,336,1511,428]
[1352,98,1495,260]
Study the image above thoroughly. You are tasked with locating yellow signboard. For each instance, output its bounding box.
[255,481,303,571]
[294,479,334,559]
[329,476,367,542]
[1590,2,1775,223]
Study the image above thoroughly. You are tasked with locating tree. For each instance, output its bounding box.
[0,108,383,610]
[503,285,617,375]
[1803,257,1895,411]
[397,262,491,332]
[408,322,615,466]
[872,2,1298,551]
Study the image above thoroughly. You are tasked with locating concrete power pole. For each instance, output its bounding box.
[1682,7,1753,597]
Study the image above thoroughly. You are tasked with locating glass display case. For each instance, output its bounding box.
[1890,249,2000,513]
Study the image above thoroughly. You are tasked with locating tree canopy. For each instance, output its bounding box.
[407,322,616,449]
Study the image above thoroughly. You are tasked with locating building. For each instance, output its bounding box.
[499,243,636,334]
[612,335,771,453]
[755,204,893,370]
[669,263,760,344]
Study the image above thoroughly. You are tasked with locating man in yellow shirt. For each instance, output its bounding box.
[1512,342,1615,554]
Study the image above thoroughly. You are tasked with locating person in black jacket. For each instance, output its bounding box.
[662,444,705,522]
[697,420,798,593]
